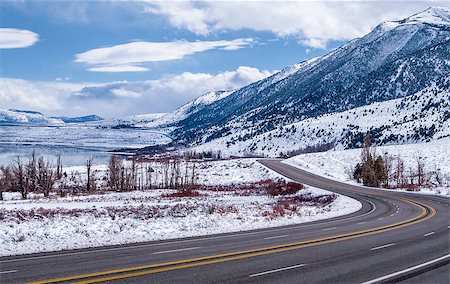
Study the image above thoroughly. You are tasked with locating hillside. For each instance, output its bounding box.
[0,109,104,125]
[53,115,104,123]
[193,80,449,157]
[0,109,64,125]
[168,7,449,152]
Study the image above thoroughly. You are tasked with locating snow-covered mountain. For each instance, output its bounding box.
[103,90,235,128]
[163,7,450,153]
[0,109,64,125]
[193,79,449,156]
[142,90,235,128]
[0,109,103,125]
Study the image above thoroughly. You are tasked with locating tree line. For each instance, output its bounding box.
[0,152,198,200]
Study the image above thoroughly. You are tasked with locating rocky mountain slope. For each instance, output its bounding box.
[169,7,449,153]
[193,79,449,156]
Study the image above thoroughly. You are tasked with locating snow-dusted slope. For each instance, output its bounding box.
[0,109,64,125]
[99,90,235,128]
[143,90,235,128]
[97,113,169,127]
[173,7,450,148]
[193,80,449,157]
[53,115,104,123]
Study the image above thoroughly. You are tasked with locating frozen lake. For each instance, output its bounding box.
[0,125,171,166]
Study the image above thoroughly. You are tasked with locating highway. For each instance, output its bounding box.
[1,159,449,283]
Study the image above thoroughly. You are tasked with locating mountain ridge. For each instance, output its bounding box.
[167,6,449,151]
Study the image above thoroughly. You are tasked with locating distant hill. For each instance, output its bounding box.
[53,115,104,123]
[0,109,103,125]
[0,109,64,125]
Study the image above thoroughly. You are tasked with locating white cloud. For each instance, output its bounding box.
[0,78,96,110]
[87,65,150,73]
[145,1,447,49]
[144,1,209,35]
[0,66,273,118]
[75,38,254,72]
[0,28,39,48]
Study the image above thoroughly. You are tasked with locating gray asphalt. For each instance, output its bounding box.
[1,159,448,284]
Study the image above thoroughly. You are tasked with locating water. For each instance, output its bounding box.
[0,125,171,167]
[0,144,115,167]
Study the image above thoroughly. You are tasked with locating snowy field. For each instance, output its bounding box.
[0,159,361,256]
[285,138,450,196]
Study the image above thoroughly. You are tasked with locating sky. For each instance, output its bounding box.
[0,1,448,119]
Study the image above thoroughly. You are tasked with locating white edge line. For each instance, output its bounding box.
[264,234,290,240]
[322,227,337,231]
[152,246,200,255]
[370,243,396,251]
[249,264,306,277]
[0,270,18,274]
[424,232,435,237]
[361,254,450,284]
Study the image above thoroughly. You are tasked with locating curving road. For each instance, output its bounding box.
[1,159,449,283]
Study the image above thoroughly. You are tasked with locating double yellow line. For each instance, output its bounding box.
[30,198,435,284]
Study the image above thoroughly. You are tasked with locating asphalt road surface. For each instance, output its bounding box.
[1,159,448,283]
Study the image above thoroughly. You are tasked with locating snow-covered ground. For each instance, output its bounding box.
[0,158,361,256]
[285,138,450,197]
[192,85,449,157]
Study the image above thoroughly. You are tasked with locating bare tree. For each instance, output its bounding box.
[394,155,406,187]
[56,154,63,180]
[11,157,27,199]
[415,154,426,186]
[0,166,12,201]
[433,164,444,186]
[107,155,121,191]
[37,157,55,197]
[382,152,394,187]
[85,157,95,192]
[26,151,37,193]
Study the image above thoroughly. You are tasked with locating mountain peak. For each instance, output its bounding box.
[404,6,450,26]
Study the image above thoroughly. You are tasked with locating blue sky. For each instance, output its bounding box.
[1,1,331,82]
[0,1,447,118]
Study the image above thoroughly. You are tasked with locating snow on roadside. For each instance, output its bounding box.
[284,138,450,197]
[0,158,361,256]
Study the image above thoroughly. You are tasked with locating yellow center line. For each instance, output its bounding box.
[28,198,435,284]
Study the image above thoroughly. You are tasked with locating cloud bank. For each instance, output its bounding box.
[145,1,443,49]
[0,66,273,118]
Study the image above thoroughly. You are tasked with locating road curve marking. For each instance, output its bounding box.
[361,254,450,284]
[249,263,306,277]
[322,227,337,231]
[0,270,18,274]
[370,243,395,251]
[28,198,435,284]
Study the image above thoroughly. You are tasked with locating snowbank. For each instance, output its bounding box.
[284,138,450,197]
